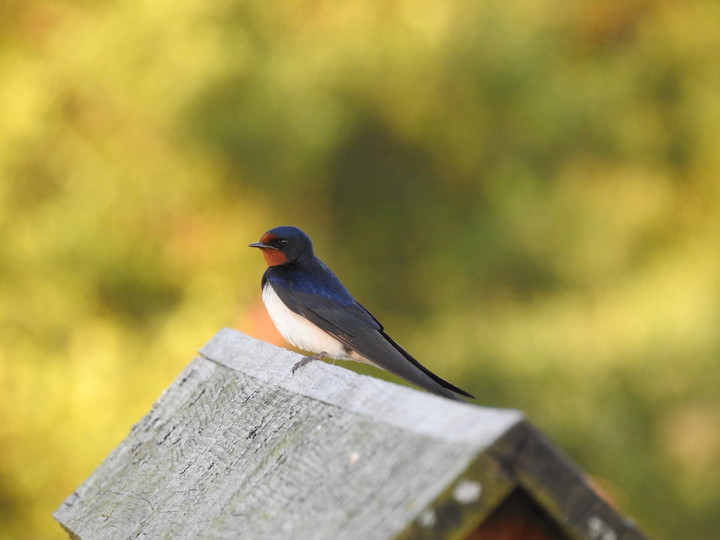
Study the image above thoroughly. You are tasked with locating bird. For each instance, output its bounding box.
[249,226,474,402]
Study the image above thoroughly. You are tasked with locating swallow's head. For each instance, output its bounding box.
[249,226,315,266]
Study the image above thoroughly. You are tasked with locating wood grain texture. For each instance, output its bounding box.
[54,329,522,540]
[488,423,650,540]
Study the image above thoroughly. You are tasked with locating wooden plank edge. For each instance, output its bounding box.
[489,421,651,540]
[199,328,524,447]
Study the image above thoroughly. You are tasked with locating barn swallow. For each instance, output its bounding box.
[249,226,474,402]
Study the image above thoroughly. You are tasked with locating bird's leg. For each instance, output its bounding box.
[292,351,327,375]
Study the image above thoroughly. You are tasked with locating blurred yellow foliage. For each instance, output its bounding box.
[1,0,719,538]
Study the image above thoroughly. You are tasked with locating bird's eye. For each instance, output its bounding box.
[277,239,289,248]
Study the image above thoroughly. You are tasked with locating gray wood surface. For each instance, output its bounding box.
[54,328,523,540]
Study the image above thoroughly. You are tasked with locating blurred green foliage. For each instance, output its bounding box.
[1,0,719,538]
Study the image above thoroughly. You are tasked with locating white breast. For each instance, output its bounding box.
[262,283,351,359]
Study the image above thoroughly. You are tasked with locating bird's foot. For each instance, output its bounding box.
[292,351,327,375]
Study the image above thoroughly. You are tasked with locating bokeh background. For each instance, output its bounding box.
[2,0,720,538]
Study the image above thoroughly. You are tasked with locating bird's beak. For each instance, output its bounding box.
[248,242,277,250]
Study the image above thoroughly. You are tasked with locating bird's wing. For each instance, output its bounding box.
[271,285,473,401]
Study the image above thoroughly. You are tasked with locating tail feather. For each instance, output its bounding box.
[376,330,475,401]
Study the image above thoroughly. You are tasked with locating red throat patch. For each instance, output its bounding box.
[254,232,288,266]
[261,248,288,267]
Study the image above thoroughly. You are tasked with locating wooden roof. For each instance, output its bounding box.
[54,328,649,540]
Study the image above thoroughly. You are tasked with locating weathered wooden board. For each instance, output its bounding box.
[54,329,524,540]
[489,422,647,540]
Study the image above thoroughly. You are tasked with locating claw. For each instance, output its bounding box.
[291,351,327,375]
